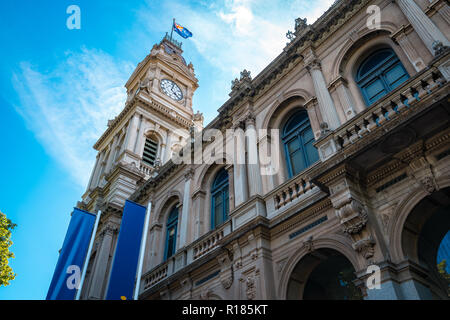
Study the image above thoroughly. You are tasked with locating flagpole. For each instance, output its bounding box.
[170,18,175,41]
[75,210,102,300]
[133,201,152,300]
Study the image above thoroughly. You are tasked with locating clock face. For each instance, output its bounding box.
[160,79,183,101]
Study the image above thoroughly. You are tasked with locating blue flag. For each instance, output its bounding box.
[46,208,96,300]
[106,200,147,300]
[173,21,193,39]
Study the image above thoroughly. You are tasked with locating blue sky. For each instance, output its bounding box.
[0,0,334,299]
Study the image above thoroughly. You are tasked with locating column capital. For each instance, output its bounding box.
[244,112,256,128]
[184,168,195,181]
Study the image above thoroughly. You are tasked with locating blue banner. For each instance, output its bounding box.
[106,200,147,300]
[46,208,96,300]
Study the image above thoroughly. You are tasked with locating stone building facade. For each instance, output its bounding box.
[78,0,450,300]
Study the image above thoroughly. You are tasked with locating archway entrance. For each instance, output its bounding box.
[286,248,362,300]
[401,187,450,299]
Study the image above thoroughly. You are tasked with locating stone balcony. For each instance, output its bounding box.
[316,54,449,165]
[141,220,232,294]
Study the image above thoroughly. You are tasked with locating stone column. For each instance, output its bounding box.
[245,114,263,197]
[105,135,119,174]
[233,122,249,207]
[163,131,173,163]
[332,77,357,120]
[393,27,425,72]
[225,165,235,212]
[133,115,146,155]
[93,151,106,188]
[179,168,194,249]
[192,190,206,239]
[124,113,140,152]
[307,60,341,130]
[87,224,116,299]
[396,0,449,55]
[87,154,100,191]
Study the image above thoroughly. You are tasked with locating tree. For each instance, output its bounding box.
[0,211,16,286]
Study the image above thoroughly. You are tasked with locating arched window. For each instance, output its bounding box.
[142,137,159,166]
[211,168,229,230]
[356,48,409,106]
[282,110,319,178]
[164,206,178,260]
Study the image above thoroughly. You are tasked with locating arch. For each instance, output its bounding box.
[278,235,364,299]
[332,24,400,80]
[156,192,182,225]
[388,175,450,263]
[262,95,308,131]
[332,27,415,112]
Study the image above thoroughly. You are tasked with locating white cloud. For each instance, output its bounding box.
[12,48,134,187]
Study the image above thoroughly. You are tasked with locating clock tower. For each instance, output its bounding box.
[78,35,202,300]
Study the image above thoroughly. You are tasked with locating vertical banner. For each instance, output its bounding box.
[46,208,96,300]
[106,200,147,300]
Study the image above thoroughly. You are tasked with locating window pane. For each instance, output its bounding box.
[305,141,319,165]
[384,63,409,90]
[290,150,306,176]
[302,127,314,144]
[364,78,386,104]
[287,138,300,154]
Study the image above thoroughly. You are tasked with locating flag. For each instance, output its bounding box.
[173,21,193,39]
[105,200,147,300]
[46,208,97,300]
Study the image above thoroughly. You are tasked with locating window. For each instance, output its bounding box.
[211,168,229,230]
[164,206,178,260]
[356,48,409,106]
[282,110,319,178]
[142,137,159,166]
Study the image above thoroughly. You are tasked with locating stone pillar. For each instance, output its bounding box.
[393,27,426,72]
[93,151,106,188]
[192,190,206,239]
[332,77,357,121]
[395,0,449,55]
[124,113,140,152]
[133,115,146,155]
[307,60,341,130]
[245,114,263,197]
[163,131,173,163]
[87,223,117,299]
[225,165,235,212]
[233,123,249,207]
[105,135,119,174]
[304,98,322,139]
[87,154,100,191]
[179,168,194,248]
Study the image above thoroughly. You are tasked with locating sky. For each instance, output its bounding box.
[0,0,335,300]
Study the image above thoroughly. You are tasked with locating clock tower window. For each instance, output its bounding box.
[142,137,159,166]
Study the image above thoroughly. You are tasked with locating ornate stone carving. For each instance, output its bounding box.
[419,175,437,194]
[335,198,368,235]
[295,18,307,33]
[303,236,314,253]
[217,251,234,290]
[352,236,376,259]
[230,69,253,95]
[433,40,449,56]
[245,276,256,300]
